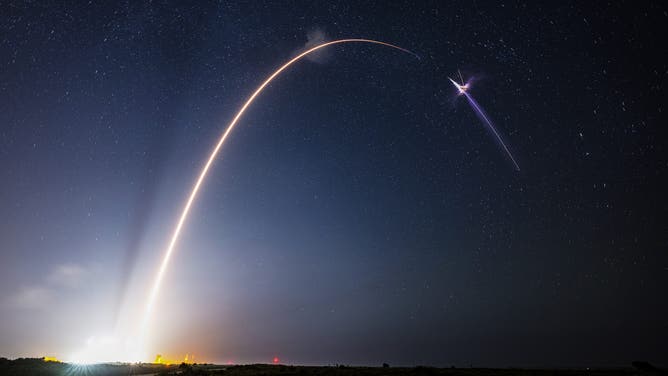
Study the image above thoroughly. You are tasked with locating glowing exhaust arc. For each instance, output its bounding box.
[139,39,419,346]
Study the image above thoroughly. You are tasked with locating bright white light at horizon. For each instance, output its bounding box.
[66,334,146,364]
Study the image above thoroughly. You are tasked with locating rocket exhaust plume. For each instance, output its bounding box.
[449,74,521,171]
[138,39,418,347]
[462,91,521,171]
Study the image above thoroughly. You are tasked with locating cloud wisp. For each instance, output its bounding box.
[6,263,88,310]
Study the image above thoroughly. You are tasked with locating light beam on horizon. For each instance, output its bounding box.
[449,75,521,171]
[138,39,419,352]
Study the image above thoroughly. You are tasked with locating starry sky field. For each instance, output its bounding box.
[1,1,666,368]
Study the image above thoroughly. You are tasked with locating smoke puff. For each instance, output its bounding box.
[302,28,330,63]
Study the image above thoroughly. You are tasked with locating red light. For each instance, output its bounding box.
[273,357,279,364]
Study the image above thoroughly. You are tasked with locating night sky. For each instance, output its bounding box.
[1,1,667,368]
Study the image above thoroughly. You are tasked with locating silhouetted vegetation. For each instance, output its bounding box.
[0,358,663,375]
[632,361,658,372]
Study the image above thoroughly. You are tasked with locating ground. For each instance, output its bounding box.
[0,359,658,376]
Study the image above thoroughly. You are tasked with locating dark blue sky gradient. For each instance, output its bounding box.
[1,1,667,367]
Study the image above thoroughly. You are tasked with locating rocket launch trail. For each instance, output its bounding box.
[449,76,521,171]
[139,39,419,346]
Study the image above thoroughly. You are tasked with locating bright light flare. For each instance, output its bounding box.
[65,334,144,365]
[448,77,469,95]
